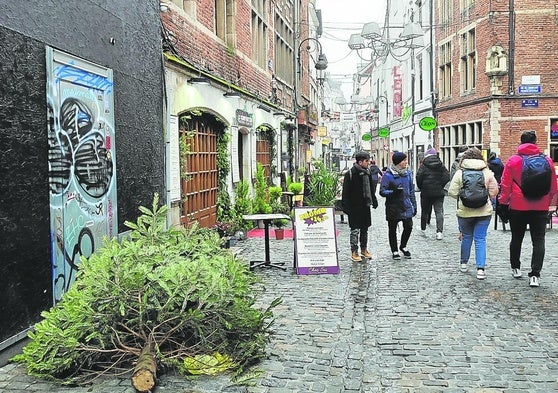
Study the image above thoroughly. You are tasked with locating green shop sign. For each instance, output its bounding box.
[362,134,371,141]
[419,116,437,131]
[378,128,390,138]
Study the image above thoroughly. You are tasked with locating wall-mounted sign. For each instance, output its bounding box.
[340,112,356,122]
[362,134,371,141]
[378,128,390,138]
[518,85,542,95]
[419,116,438,131]
[521,99,539,108]
[236,109,253,127]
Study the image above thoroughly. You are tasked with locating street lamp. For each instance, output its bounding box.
[347,3,425,170]
[293,36,328,179]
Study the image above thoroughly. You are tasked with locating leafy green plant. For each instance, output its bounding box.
[252,163,272,214]
[304,160,340,206]
[272,218,289,228]
[268,185,283,202]
[12,194,280,385]
[288,182,303,195]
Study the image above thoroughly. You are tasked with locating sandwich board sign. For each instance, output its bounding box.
[294,206,339,275]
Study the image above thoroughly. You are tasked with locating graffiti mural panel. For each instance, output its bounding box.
[46,47,117,302]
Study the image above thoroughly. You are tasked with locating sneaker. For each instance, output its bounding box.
[512,268,522,278]
[460,263,468,273]
[361,249,372,259]
[399,247,411,259]
[392,252,401,260]
[476,268,486,280]
[529,276,540,287]
[351,251,362,262]
[436,232,443,240]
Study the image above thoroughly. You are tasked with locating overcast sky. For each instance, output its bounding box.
[315,0,387,98]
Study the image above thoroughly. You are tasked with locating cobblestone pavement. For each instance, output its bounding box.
[2,197,558,392]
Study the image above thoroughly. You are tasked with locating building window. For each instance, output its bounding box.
[252,0,268,69]
[439,121,482,168]
[460,29,476,93]
[274,12,294,85]
[439,0,452,25]
[215,0,235,46]
[462,0,475,9]
[438,41,452,99]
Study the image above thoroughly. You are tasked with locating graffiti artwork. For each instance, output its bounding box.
[46,47,117,303]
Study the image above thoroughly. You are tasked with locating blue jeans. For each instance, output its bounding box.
[458,215,491,268]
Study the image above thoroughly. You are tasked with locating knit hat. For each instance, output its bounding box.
[424,148,437,157]
[392,152,407,166]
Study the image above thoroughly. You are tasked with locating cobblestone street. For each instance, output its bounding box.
[2,197,558,392]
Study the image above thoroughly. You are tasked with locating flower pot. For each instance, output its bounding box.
[274,228,285,240]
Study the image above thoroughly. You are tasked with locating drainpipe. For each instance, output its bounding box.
[508,0,515,95]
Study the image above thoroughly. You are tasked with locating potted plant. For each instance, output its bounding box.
[288,182,304,206]
[252,163,272,227]
[272,218,289,240]
[304,160,340,207]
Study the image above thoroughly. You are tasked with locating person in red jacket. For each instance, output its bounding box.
[498,130,558,287]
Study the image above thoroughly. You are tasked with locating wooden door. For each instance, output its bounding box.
[181,117,218,227]
[256,128,272,178]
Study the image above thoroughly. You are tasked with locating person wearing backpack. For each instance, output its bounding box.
[498,130,558,287]
[369,160,383,195]
[448,147,499,280]
[416,148,451,239]
[380,152,417,260]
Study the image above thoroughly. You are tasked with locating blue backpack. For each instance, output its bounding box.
[515,154,552,199]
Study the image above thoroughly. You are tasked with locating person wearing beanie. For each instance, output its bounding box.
[379,151,417,260]
[416,147,450,240]
[342,151,378,262]
[487,152,504,184]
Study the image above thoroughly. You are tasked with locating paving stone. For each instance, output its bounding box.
[3,199,558,391]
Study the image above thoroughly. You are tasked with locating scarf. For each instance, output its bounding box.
[354,164,373,207]
[390,163,408,177]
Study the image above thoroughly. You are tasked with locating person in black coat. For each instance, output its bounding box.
[487,152,504,184]
[342,151,378,262]
[416,148,451,239]
[380,152,417,260]
[368,160,383,195]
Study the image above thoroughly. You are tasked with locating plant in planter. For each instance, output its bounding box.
[288,182,304,206]
[268,185,283,203]
[272,218,289,240]
[304,160,341,207]
[213,220,237,248]
[252,163,272,216]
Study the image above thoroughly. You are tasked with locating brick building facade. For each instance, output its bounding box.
[434,0,558,168]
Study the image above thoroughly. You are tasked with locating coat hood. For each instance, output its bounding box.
[460,158,487,170]
[517,143,541,156]
[421,154,444,169]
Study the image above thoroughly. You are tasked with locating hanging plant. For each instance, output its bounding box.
[216,130,232,221]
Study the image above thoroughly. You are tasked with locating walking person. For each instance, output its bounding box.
[448,147,499,280]
[342,151,378,262]
[379,152,417,260]
[416,148,450,239]
[498,130,557,287]
[369,160,383,195]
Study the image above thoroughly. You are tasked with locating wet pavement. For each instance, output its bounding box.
[1,197,558,392]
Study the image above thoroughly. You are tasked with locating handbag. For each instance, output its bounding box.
[496,203,511,223]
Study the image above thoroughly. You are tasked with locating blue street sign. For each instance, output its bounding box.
[518,85,542,94]
[521,99,539,108]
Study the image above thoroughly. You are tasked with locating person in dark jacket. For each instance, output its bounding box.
[380,152,417,260]
[487,152,504,184]
[416,148,451,239]
[342,151,378,262]
[368,160,383,195]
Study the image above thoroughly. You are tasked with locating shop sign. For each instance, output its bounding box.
[419,116,437,131]
[236,109,253,127]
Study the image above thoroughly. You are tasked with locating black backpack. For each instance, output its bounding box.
[515,154,552,200]
[459,168,489,208]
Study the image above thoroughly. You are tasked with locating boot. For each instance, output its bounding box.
[361,249,372,259]
[351,251,362,262]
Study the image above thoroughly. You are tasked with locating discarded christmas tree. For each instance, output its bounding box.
[13,194,280,390]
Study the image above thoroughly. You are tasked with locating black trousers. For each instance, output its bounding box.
[509,210,547,277]
[387,218,413,253]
